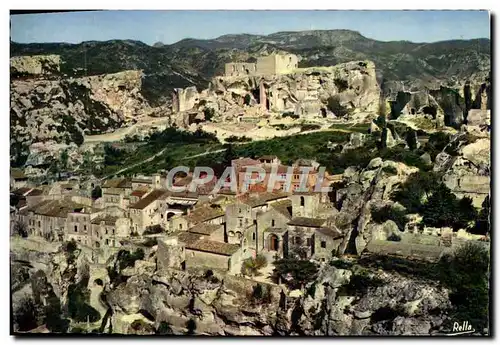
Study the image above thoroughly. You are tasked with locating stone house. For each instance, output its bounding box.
[91,215,131,248]
[258,155,281,166]
[65,205,99,246]
[224,54,298,77]
[19,199,69,241]
[129,189,169,234]
[10,168,29,190]
[287,217,343,261]
[102,178,133,198]
[165,231,246,274]
[255,199,293,257]
[169,203,225,233]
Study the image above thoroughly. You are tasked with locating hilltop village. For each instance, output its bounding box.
[10,51,491,335]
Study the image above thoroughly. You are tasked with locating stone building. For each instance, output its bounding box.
[129,189,169,234]
[91,215,131,248]
[10,168,29,190]
[224,54,298,77]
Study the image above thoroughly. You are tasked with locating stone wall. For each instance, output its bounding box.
[224,63,257,77]
[184,248,244,274]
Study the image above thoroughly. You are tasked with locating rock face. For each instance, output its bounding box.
[437,136,490,207]
[11,237,452,336]
[10,55,153,165]
[296,264,451,335]
[202,61,380,120]
[335,159,419,255]
[11,55,61,77]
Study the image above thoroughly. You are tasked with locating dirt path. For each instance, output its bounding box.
[101,148,227,180]
[85,117,170,143]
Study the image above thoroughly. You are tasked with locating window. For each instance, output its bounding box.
[294,174,300,180]
[300,196,305,207]
[321,241,326,248]
[239,218,243,227]
[161,214,164,219]
[112,229,115,235]
[253,232,256,240]
[239,208,242,213]
[38,221,41,227]
[105,239,109,245]
[84,225,87,231]
[295,236,302,245]
[105,229,108,235]
[179,224,183,230]
[74,225,78,232]
[271,219,275,227]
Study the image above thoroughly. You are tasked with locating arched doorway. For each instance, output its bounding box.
[268,234,279,251]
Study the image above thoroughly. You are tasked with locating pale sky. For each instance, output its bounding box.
[10,10,490,45]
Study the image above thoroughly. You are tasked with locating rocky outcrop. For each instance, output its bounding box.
[335,159,419,255]
[295,264,451,335]
[10,54,156,165]
[435,136,490,207]
[198,61,380,121]
[11,55,61,77]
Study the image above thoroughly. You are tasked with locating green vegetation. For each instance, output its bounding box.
[272,258,318,289]
[13,297,39,332]
[370,204,408,231]
[225,135,252,143]
[329,123,371,133]
[241,254,267,277]
[392,171,478,230]
[249,283,272,305]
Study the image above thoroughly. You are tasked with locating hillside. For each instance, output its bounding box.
[10,30,491,106]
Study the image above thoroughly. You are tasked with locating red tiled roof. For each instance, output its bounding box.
[129,189,168,210]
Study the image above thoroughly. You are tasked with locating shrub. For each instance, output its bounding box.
[381,165,398,175]
[437,243,490,330]
[300,124,321,132]
[370,205,408,231]
[13,296,39,332]
[334,79,349,92]
[272,258,318,289]
[13,220,28,237]
[241,254,267,277]
[250,283,272,304]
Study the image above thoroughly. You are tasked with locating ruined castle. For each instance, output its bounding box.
[224,54,299,77]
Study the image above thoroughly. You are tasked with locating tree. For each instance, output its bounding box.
[241,255,267,277]
[405,128,418,151]
[91,186,102,200]
[157,321,174,335]
[13,219,28,237]
[13,296,39,332]
[222,143,236,167]
[474,196,490,235]
[60,149,69,171]
[272,258,319,290]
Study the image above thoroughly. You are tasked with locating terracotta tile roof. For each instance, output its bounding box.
[239,192,289,208]
[129,189,168,210]
[131,177,153,184]
[262,165,291,174]
[288,217,326,228]
[27,188,44,197]
[102,178,132,189]
[186,205,225,224]
[188,223,222,236]
[316,227,343,239]
[271,200,293,219]
[232,158,261,167]
[25,200,90,218]
[91,215,119,225]
[131,188,149,198]
[12,187,32,196]
[177,232,241,256]
[166,190,199,199]
[11,168,27,180]
[104,188,123,195]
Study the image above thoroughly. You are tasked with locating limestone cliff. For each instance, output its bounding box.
[205,61,381,119]
[10,55,154,166]
[11,237,455,335]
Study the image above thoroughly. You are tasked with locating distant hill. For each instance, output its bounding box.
[11,29,491,106]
